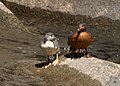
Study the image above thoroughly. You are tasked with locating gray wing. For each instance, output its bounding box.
[40,36,47,46]
[53,39,60,53]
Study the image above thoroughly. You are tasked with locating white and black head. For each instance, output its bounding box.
[44,32,57,41]
[77,23,86,31]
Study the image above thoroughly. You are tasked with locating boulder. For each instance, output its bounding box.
[60,57,120,86]
[0,1,120,86]
[3,0,120,20]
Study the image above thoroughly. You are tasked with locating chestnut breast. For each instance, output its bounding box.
[68,31,92,49]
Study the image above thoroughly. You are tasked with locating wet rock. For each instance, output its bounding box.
[0,1,41,56]
[60,57,120,86]
[107,57,120,64]
[0,2,45,86]
[3,0,120,20]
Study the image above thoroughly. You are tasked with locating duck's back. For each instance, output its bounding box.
[68,31,92,49]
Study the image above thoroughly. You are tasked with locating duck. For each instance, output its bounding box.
[41,32,60,67]
[67,23,93,57]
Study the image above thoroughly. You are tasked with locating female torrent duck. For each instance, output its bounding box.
[67,23,93,57]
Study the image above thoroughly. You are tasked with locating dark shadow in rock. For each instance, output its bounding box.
[92,54,98,58]
[35,62,49,68]
[35,54,57,68]
[64,53,84,59]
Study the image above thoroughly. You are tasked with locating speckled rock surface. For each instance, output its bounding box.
[0,1,120,86]
[60,57,120,86]
[0,1,13,14]
[3,0,120,20]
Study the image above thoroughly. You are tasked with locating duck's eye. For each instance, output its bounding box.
[43,40,46,43]
[52,38,55,41]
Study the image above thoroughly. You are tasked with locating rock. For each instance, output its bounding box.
[3,0,120,20]
[0,1,120,86]
[0,1,41,55]
[60,57,120,86]
[0,1,13,14]
[0,2,46,86]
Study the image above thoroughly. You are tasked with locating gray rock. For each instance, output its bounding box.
[0,1,13,14]
[0,2,46,86]
[4,0,120,20]
[0,1,120,86]
[0,1,40,48]
[60,57,120,86]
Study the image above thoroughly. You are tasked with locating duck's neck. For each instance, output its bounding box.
[76,29,86,40]
[79,29,86,33]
